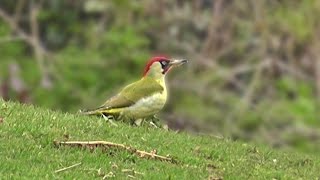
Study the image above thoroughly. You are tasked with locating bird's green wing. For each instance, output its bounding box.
[102,77,164,109]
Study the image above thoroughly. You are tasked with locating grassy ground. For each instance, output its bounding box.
[0,100,319,179]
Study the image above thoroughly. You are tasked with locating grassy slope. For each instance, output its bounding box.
[0,100,319,179]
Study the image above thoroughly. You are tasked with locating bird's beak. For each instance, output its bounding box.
[169,59,188,67]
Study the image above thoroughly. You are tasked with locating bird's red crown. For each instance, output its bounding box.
[143,56,169,76]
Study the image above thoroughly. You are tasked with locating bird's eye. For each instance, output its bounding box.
[160,60,168,66]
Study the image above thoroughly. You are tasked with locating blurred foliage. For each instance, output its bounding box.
[0,0,320,154]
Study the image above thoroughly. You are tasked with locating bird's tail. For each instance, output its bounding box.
[79,106,106,116]
[79,106,121,117]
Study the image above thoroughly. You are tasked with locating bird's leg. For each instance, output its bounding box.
[149,121,159,128]
[101,113,118,127]
[150,115,169,130]
[134,118,144,126]
[149,115,162,128]
[101,113,108,120]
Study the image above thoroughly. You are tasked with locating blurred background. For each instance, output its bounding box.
[0,0,319,155]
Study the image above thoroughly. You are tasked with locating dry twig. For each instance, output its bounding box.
[54,162,82,173]
[54,140,176,163]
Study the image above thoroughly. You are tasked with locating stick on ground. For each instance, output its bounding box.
[54,162,82,173]
[54,140,176,163]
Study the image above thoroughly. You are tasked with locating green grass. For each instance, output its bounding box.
[0,100,319,179]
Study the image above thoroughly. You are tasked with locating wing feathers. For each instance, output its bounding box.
[101,77,163,110]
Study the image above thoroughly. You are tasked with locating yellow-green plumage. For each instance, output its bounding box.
[81,76,165,119]
[81,57,186,120]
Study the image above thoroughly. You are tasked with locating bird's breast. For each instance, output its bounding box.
[123,89,167,119]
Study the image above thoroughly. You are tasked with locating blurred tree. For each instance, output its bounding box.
[0,0,319,153]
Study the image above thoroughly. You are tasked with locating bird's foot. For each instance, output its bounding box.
[147,115,163,128]
[78,109,86,114]
[134,118,144,126]
[101,113,118,127]
[149,121,159,128]
[150,115,169,130]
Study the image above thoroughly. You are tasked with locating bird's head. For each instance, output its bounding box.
[143,56,188,78]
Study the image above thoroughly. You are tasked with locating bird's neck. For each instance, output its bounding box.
[155,75,166,88]
[145,74,166,88]
[144,63,167,89]
[142,71,167,96]
[143,72,168,101]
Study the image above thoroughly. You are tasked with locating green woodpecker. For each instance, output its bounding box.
[81,56,187,120]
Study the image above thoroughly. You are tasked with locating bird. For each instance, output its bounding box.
[80,56,188,122]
